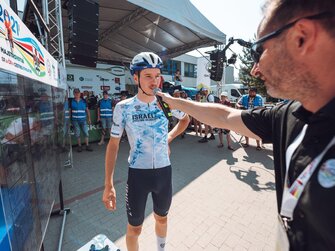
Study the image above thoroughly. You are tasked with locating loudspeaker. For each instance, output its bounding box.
[209,50,225,81]
[68,0,99,67]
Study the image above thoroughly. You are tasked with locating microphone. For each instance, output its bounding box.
[153,88,173,122]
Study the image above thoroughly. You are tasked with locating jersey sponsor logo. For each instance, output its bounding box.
[134,105,141,111]
[318,159,335,188]
[132,113,157,122]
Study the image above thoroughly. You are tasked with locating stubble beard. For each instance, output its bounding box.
[264,49,320,101]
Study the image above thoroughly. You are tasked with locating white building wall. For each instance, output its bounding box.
[161,54,198,87]
[224,66,235,84]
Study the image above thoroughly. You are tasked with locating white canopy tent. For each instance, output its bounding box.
[62,0,226,63]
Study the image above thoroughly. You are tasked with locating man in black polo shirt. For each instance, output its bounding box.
[156,0,335,250]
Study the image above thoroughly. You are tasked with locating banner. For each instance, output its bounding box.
[0,1,62,88]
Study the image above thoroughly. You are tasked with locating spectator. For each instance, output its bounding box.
[193,93,203,137]
[70,88,93,152]
[97,90,113,145]
[198,88,215,143]
[179,91,191,138]
[173,69,182,83]
[217,92,234,150]
[237,87,263,150]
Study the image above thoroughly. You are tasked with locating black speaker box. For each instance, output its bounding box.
[68,0,99,67]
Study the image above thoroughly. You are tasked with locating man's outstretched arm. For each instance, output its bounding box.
[158,93,261,140]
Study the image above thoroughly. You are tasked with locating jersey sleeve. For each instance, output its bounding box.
[110,103,125,138]
[171,109,186,120]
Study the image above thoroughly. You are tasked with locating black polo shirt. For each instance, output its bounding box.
[242,98,335,251]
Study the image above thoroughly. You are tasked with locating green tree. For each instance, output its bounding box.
[238,42,267,98]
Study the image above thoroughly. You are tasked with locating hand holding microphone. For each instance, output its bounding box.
[153,88,173,122]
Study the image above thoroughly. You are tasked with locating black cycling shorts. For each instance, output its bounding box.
[125,166,172,226]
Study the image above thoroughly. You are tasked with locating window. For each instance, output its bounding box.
[231,89,240,97]
[184,63,197,78]
[162,60,181,75]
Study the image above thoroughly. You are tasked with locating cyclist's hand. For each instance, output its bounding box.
[102,186,116,211]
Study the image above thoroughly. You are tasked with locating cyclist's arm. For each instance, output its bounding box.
[105,136,121,189]
[103,136,121,210]
[168,114,189,143]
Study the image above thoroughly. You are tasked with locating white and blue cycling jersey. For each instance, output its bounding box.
[111,95,185,169]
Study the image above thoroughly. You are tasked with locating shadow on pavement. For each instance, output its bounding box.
[229,165,276,191]
[44,132,226,250]
[242,146,274,170]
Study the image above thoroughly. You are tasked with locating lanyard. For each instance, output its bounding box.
[281,125,335,219]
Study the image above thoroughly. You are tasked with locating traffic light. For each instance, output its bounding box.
[209,50,225,81]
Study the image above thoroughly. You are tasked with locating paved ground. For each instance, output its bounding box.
[44,131,277,251]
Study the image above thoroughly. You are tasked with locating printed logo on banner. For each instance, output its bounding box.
[100,86,110,91]
[67,74,74,81]
[110,66,125,76]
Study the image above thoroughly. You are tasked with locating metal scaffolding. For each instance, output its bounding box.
[47,0,66,66]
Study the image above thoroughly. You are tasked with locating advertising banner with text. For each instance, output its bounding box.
[0,0,64,88]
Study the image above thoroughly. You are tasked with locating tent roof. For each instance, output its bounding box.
[62,0,226,63]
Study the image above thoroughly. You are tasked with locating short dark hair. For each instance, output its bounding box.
[263,0,335,37]
[103,90,108,95]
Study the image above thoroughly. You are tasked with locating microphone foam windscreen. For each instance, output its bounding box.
[153,88,161,95]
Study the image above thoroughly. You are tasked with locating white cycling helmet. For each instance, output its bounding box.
[220,91,228,97]
[130,52,163,75]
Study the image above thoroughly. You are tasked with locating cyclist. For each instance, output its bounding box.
[102,52,189,251]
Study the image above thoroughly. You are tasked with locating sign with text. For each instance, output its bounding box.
[100,86,110,91]
[0,1,62,88]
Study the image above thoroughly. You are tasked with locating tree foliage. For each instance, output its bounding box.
[238,42,267,98]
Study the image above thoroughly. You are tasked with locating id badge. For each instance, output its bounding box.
[275,215,290,251]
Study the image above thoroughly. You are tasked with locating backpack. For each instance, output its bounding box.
[207,94,220,103]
